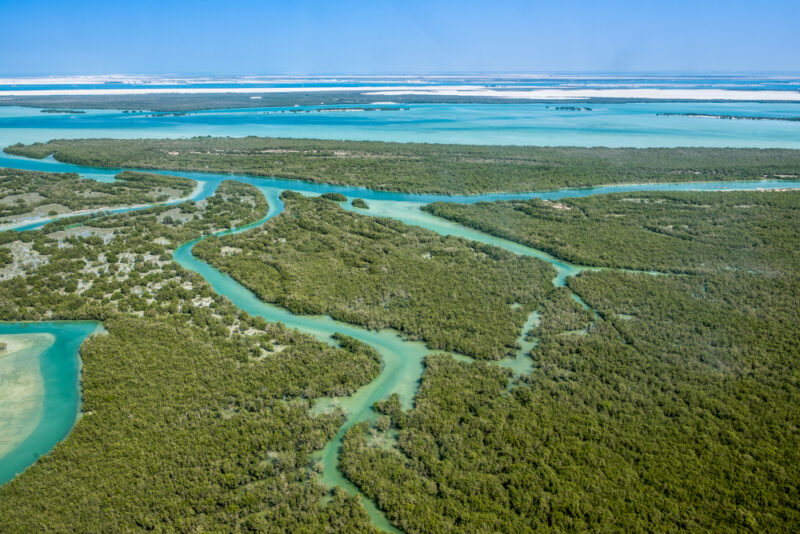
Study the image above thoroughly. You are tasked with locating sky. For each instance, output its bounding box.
[1,0,798,75]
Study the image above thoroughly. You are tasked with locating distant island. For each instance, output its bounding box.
[658,112,800,122]
[40,109,85,114]
[547,105,592,111]
[263,106,409,115]
[146,112,190,118]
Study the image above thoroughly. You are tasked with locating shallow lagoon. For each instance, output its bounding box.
[1,101,800,149]
[0,322,101,485]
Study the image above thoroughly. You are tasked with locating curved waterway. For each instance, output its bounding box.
[0,321,101,485]
[172,186,565,531]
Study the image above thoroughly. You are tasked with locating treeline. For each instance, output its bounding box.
[7,137,800,194]
[195,192,554,359]
[0,167,195,223]
[0,176,380,532]
[424,190,800,274]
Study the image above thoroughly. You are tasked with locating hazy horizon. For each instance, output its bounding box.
[2,0,797,75]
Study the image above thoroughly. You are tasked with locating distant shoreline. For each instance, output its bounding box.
[658,112,800,122]
[1,86,800,102]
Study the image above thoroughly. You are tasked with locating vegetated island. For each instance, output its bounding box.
[547,105,592,111]
[262,106,410,114]
[0,175,382,532]
[39,109,85,114]
[6,138,800,195]
[0,91,646,112]
[658,112,800,121]
[146,112,190,117]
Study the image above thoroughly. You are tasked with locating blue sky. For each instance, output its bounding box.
[1,0,798,75]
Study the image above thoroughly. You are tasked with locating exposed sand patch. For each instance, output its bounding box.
[0,333,55,457]
[0,334,39,358]
[0,192,47,206]
[0,240,49,280]
[220,246,242,256]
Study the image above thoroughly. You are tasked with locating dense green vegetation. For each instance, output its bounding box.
[339,190,800,532]
[320,192,347,202]
[341,274,800,531]
[0,176,380,532]
[351,198,369,209]
[658,112,800,121]
[195,193,553,359]
[425,191,800,273]
[2,135,798,532]
[0,168,195,225]
[8,138,800,194]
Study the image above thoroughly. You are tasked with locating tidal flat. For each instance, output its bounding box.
[0,333,53,457]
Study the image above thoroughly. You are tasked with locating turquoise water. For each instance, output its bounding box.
[0,321,101,485]
[2,102,800,149]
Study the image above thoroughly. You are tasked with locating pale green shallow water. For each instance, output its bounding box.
[2,102,800,148]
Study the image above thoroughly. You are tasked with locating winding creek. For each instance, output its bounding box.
[2,150,800,529]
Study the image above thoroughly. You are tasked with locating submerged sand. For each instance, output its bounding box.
[0,333,55,458]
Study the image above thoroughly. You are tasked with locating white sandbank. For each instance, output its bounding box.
[363,87,800,101]
[1,85,799,101]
